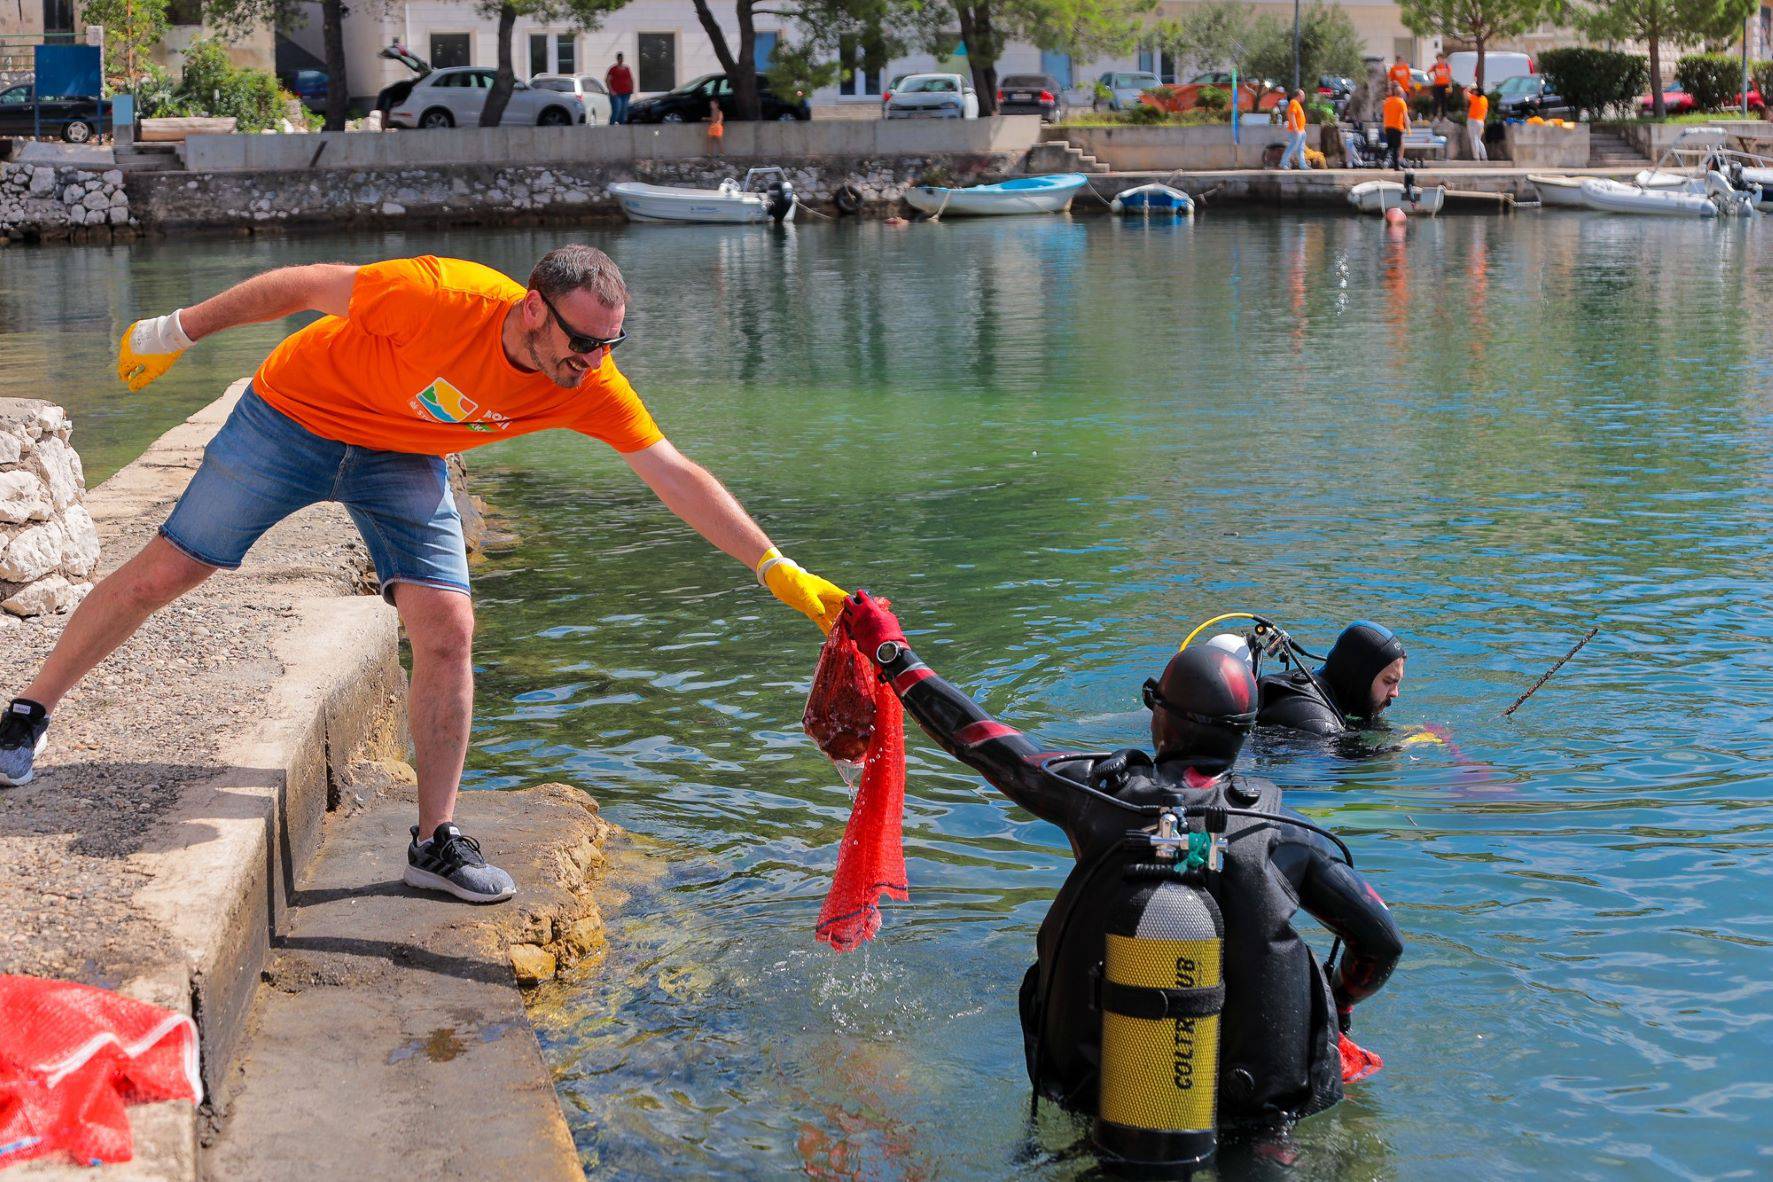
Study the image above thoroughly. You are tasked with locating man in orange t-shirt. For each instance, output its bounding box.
[1465,84,1489,161]
[3,248,849,903]
[1387,56,1414,96]
[1382,84,1410,169]
[1279,89,1310,169]
[1429,53,1452,117]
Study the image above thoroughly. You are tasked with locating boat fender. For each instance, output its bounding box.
[766,179,795,223]
[833,183,864,216]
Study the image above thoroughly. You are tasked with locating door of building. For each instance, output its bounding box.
[637,32,676,92]
[1039,50,1072,88]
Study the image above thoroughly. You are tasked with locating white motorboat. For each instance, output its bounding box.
[1347,180,1445,215]
[1577,178,1717,218]
[608,167,796,224]
[904,173,1089,217]
[1527,174,1587,208]
[1110,183,1194,216]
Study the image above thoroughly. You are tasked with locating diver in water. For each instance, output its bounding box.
[1257,621,1406,737]
[840,592,1402,1133]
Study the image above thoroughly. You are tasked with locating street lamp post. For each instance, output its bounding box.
[1292,0,1302,92]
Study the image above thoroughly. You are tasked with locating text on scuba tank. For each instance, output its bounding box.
[1173,955,1197,1090]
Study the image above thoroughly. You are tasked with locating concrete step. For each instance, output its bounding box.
[1025,138,1111,175]
[203,774,609,1182]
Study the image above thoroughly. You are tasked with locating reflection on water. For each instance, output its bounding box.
[9,213,1773,1179]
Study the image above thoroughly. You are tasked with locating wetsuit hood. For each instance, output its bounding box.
[1149,646,1259,773]
[1318,621,1406,719]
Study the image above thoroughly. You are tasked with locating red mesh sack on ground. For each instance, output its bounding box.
[0,975,201,1169]
[1338,1032,1383,1084]
[804,605,908,952]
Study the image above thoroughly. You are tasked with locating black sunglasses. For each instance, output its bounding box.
[1142,679,1257,732]
[537,290,629,355]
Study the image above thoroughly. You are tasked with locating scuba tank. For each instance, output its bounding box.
[1093,811,1226,1176]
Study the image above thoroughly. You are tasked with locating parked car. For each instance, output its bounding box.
[1495,74,1571,119]
[0,83,110,143]
[881,73,912,111]
[385,66,586,128]
[996,73,1065,121]
[375,44,430,116]
[530,73,613,125]
[1095,70,1161,111]
[1317,75,1355,104]
[883,72,978,119]
[1189,71,1281,92]
[626,74,810,123]
[1638,80,1764,114]
[1448,51,1534,89]
[280,68,329,113]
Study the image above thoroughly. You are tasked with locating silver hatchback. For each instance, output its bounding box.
[884,73,979,119]
[387,67,586,129]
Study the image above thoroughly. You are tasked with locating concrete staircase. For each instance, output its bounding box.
[1588,126,1645,167]
[1025,138,1111,174]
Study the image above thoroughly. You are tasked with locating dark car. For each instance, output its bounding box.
[997,73,1065,122]
[1495,74,1571,119]
[0,83,110,143]
[626,73,810,123]
[281,68,329,113]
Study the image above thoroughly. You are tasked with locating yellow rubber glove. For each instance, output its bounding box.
[756,548,849,634]
[118,310,195,392]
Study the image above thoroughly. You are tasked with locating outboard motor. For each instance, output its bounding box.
[765,178,795,223]
[1094,812,1226,1178]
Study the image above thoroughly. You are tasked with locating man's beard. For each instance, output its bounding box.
[527,331,588,389]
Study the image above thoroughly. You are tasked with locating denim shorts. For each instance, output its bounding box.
[160,385,470,604]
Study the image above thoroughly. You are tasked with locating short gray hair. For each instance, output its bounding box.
[529,245,628,308]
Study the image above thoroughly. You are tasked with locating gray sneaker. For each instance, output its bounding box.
[0,698,49,787]
[403,823,517,904]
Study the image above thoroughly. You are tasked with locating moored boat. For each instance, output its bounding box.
[1109,183,1194,216]
[1577,177,1717,217]
[608,167,796,224]
[1526,174,1587,208]
[1347,180,1445,215]
[905,173,1089,217]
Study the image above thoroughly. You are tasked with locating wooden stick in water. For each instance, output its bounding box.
[1502,627,1599,719]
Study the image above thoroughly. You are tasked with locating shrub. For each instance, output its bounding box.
[1675,52,1740,111]
[1304,99,1335,124]
[1539,47,1649,119]
[1122,100,1174,124]
[1196,85,1230,114]
[175,38,284,132]
[135,64,191,118]
[1752,60,1773,102]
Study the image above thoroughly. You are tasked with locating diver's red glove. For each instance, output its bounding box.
[844,590,905,661]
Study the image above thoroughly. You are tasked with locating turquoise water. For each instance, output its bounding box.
[8,213,1773,1179]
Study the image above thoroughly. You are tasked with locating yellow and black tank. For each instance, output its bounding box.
[1093,875,1225,1176]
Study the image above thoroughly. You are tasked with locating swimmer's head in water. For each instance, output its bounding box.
[1146,645,1258,775]
[1319,621,1407,718]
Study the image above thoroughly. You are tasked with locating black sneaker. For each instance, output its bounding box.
[0,698,50,788]
[403,822,517,904]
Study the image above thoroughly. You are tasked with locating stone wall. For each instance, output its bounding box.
[0,400,99,623]
[0,162,138,244]
[1502,123,1590,168]
[127,152,1027,230]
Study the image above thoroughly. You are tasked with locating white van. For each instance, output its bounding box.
[1448,51,1534,89]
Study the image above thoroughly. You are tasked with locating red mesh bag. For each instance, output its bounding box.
[804,604,908,952]
[0,975,201,1168]
[1339,1031,1383,1084]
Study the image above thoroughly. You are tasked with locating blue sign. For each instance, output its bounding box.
[33,44,102,99]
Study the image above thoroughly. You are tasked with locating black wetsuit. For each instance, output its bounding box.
[1257,669,1347,736]
[870,642,1403,1128]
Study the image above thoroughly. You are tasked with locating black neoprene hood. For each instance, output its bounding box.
[1318,622,1406,717]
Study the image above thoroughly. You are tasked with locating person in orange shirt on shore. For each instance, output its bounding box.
[1465,82,1489,161]
[1428,53,1453,117]
[1279,88,1310,169]
[2,249,852,902]
[1382,83,1410,170]
[708,93,725,153]
[1387,56,1415,97]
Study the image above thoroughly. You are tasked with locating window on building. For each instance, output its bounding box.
[42,0,75,40]
[1137,45,1177,83]
[1039,50,1072,88]
[556,34,576,74]
[529,34,548,77]
[837,36,881,96]
[637,32,675,92]
[753,31,778,74]
[431,34,471,69]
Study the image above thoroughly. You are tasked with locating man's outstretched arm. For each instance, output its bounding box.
[622,439,848,632]
[119,264,359,391]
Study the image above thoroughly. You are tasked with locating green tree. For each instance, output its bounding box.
[481,0,628,126]
[1397,0,1550,92]
[680,0,916,121]
[1537,46,1648,117]
[1574,0,1756,116]
[1247,3,1365,89]
[202,0,340,127]
[915,0,1155,116]
[83,0,170,80]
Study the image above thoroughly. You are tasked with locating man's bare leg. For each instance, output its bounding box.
[393,582,475,836]
[20,536,216,711]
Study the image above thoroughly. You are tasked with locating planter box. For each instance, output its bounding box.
[1503,122,1588,168]
[139,116,237,142]
[1044,122,1289,170]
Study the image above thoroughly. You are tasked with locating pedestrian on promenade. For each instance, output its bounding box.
[606,52,633,124]
[1279,89,1310,170]
[0,248,850,905]
[1429,53,1452,118]
[1465,83,1488,162]
[708,95,724,153]
[1382,83,1409,170]
[1387,55,1414,97]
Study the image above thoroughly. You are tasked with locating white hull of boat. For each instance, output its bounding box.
[1578,178,1717,217]
[1347,180,1445,215]
[1110,183,1194,216]
[1527,175,1587,208]
[608,182,786,224]
[905,176,1088,217]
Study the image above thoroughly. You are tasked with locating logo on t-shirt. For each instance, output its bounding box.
[411,378,508,433]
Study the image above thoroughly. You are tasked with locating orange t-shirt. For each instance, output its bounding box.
[1285,98,1306,132]
[1467,92,1488,123]
[1430,62,1452,87]
[1388,63,1414,92]
[253,257,662,457]
[1383,95,1409,131]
